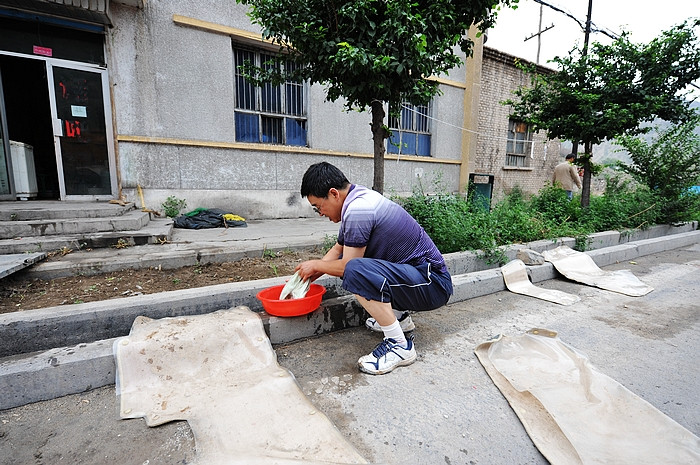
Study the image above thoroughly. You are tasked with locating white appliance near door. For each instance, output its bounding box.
[9,140,37,200]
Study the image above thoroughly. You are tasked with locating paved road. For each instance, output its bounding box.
[1,244,698,464]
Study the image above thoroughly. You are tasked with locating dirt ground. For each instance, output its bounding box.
[0,249,323,313]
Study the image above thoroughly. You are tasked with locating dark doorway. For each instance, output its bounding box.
[0,54,59,199]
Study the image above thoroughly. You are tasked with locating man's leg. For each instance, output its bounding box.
[355,297,417,375]
[342,258,451,312]
[365,309,415,332]
[343,259,446,375]
[356,296,406,343]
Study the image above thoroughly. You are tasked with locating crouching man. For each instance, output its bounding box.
[295,162,453,375]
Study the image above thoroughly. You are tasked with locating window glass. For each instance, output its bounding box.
[234,50,256,111]
[387,101,432,157]
[417,134,431,156]
[233,45,307,146]
[260,53,281,114]
[506,119,532,167]
[261,116,283,144]
[387,132,400,154]
[234,112,259,142]
[286,118,306,146]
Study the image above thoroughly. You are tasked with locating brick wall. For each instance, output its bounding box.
[475,47,562,202]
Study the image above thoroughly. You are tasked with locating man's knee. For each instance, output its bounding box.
[344,257,366,279]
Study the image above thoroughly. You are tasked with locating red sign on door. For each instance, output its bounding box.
[33,45,53,57]
[64,120,82,138]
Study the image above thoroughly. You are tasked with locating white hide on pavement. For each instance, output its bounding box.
[114,307,369,465]
[501,259,580,305]
[543,246,653,296]
[475,329,700,465]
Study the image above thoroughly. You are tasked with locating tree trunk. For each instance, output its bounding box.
[370,100,388,194]
[580,141,593,208]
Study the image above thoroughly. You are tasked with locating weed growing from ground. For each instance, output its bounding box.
[161,196,188,218]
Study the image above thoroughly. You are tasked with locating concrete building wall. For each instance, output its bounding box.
[475,47,561,202]
[107,1,468,219]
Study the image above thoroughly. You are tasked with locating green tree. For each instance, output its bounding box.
[615,115,700,223]
[235,0,516,193]
[506,19,700,207]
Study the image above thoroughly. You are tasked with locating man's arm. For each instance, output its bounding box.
[295,243,366,281]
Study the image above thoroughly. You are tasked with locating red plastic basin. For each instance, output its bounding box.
[256,283,326,317]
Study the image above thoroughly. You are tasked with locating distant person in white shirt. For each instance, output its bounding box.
[552,154,582,200]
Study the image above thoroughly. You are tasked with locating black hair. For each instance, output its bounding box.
[565,153,576,161]
[300,162,350,198]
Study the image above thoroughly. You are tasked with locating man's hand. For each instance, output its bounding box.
[294,244,366,281]
[295,260,325,282]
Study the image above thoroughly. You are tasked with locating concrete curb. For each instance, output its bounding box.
[1,229,698,410]
[0,276,348,358]
[20,222,698,280]
[0,339,116,410]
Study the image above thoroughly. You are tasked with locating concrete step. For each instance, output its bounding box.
[0,252,47,279]
[0,210,152,239]
[0,201,135,221]
[0,218,173,254]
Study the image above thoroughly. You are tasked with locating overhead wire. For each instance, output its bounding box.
[395,103,551,163]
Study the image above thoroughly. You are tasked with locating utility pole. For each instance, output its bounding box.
[570,0,593,159]
[524,3,555,64]
[582,0,593,55]
[576,0,594,207]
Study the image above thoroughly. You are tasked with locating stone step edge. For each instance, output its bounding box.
[0,203,136,221]
[21,242,315,281]
[0,210,151,238]
[0,220,173,255]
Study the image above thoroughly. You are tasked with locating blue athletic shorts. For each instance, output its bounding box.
[342,258,453,311]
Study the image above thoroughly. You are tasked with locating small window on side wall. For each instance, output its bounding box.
[233,46,307,146]
[506,119,532,167]
[387,101,432,157]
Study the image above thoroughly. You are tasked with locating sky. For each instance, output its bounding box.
[486,0,700,101]
[486,0,700,158]
[486,0,700,76]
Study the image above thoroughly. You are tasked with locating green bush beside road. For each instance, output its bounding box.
[397,179,700,264]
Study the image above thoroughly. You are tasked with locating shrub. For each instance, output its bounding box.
[616,116,700,223]
[398,172,696,258]
[398,191,499,258]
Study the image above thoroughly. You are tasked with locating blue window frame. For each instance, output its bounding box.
[387,102,432,156]
[233,47,307,146]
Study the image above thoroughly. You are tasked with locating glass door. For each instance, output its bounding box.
[48,63,116,199]
[0,65,14,199]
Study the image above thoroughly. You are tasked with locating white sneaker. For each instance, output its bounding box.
[365,312,415,332]
[358,337,417,375]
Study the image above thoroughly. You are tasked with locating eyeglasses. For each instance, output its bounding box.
[312,197,327,215]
